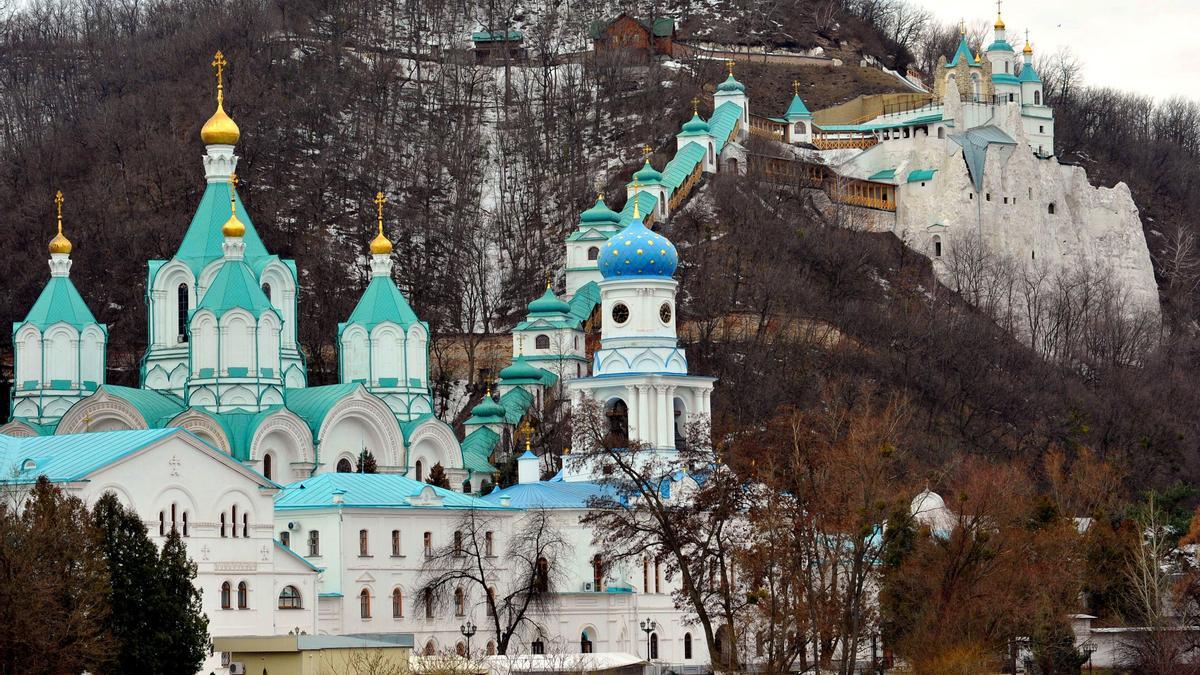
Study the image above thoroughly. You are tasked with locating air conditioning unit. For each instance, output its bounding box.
[287,521,301,530]
[582,581,595,592]
[229,663,246,675]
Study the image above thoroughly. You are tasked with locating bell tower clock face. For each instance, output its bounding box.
[612,303,630,325]
[659,302,672,324]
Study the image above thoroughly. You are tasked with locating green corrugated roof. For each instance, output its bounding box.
[1,428,180,483]
[784,93,812,120]
[461,427,500,474]
[102,385,185,427]
[472,30,522,42]
[274,472,509,510]
[567,281,600,325]
[617,191,659,227]
[175,183,271,276]
[709,101,742,153]
[17,276,101,331]
[195,258,276,318]
[499,387,534,425]
[284,384,362,439]
[906,169,937,183]
[662,142,706,190]
[343,276,421,331]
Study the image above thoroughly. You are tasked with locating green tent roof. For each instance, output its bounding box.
[1018,63,1042,84]
[784,93,812,120]
[175,182,271,276]
[343,275,421,331]
[946,36,980,68]
[196,257,277,318]
[17,276,101,332]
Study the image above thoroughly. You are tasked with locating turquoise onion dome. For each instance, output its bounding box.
[633,159,663,184]
[717,74,745,93]
[528,287,571,316]
[500,355,545,382]
[471,392,505,421]
[580,195,621,226]
[681,112,710,135]
[598,217,678,279]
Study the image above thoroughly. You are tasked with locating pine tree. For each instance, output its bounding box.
[427,462,452,489]
[93,492,165,673]
[356,448,378,474]
[156,529,210,673]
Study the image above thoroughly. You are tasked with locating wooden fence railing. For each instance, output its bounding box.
[748,154,896,212]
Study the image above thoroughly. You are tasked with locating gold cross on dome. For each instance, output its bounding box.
[792,80,800,95]
[211,50,228,101]
[230,172,238,189]
[54,190,64,231]
[691,97,699,115]
[374,191,387,231]
[642,144,653,161]
[726,59,735,76]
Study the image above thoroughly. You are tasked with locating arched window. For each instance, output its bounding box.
[242,513,248,538]
[278,585,302,609]
[424,588,434,618]
[606,399,628,444]
[1048,202,1056,215]
[359,529,369,556]
[654,559,661,593]
[592,554,604,589]
[932,235,943,258]
[581,631,594,654]
[532,639,545,655]
[587,246,599,261]
[182,511,189,537]
[360,588,371,618]
[456,642,467,657]
[424,531,432,557]
[454,530,464,557]
[486,587,496,616]
[308,530,320,556]
[336,458,353,473]
[171,503,177,532]
[487,641,496,656]
[220,512,227,538]
[158,511,165,536]
[237,581,248,609]
[263,453,273,480]
[535,557,550,592]
[650,633,659,659]
[220,581,231,609]
[485,531,494,557]
[535,334,550,350]
[643,558,650,592]
[424,641,437,656]
[415,460,424,482]
[1034,89,1042,105]
[231,505,238,538]
[391,529,401,556]
[463,479,473,494]
[177,283,189,343]
[392,588,404,618]
[684,633,693,659]
[454,587,465,616]
[261,283,272,304]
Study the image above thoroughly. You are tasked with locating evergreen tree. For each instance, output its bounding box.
[427,462,452,489]
[356,449,378,474]
[93,492,164,673]
[156,529,210,673]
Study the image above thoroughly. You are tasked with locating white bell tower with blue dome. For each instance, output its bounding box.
[567,202,714,463]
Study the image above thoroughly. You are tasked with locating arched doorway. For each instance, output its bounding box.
[336,457,353,473]
[605,399,628,446]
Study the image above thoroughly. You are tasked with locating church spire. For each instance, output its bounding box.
[201,50,241,146]
[48,190,72,256]
[370,191,393,255]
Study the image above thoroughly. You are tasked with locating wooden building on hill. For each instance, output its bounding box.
[471,30,526,64]
[589,14,676,58]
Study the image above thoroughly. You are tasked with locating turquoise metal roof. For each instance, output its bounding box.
[211,407,279,461]
[567,282,600,325]
[499,355,551,385]
[784,93,812,120]
[709,101,742,153]
[579,197,622,227]
[716,74,745,93]
[632,160,663,185]
[196,258,277,318]
[986,40,1014,53]
[275,539,323,572]
[1,428,182,483]
[472,30,522,42]
[868,168,897,182]
[527,288,571,317]
[176,184,271,276]
[946,36,979,68]
[18,276,101,332]
[617,191,659,227]
[397,412,436,445]
[343,275,421,331]
[101,385,185,427]
[906,169,938,183]
[949,125,1017,192]
[662,142,706,190]
[275,472,509,510]
[991,73,1019,85]
[482,479,615,509]
[679,112,709,136]
[284,384,362,439]
[460,427,500,474]
[1018,63,1041,84]
[499,386,534,425]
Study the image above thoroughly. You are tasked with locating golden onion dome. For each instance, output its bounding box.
[49,190,71,254]
[370,230,393,255]
[222,212,246,238]
[994,15,1005,30]
[201,100,240,145]
[1023,40,1033,55]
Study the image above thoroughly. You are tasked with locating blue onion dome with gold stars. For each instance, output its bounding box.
[633,159,663,185]
[598,217,678,279]
[580,195,622,226]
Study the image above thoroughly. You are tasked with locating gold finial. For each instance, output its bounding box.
[201,50,241,145]
[994,0,1004,29]
[370,191,393,255]
[1023,30,1033,55]
[517,334,525,355]
[691,97,699,115]
[525,436,532,452]
[545,272,552,290]
[48,190,72,255]
[485,385,492,398]
[974,51,981,64]
[631,180,641,219]
[726,59,735,77]
[792,80,800,96]
[597,190,605,202]
[563,447,571,456]
[960,19,966,35]
[222,172,245,238]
